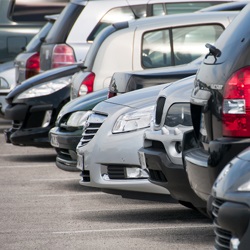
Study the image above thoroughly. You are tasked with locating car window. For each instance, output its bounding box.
[142,30,171,68]
[152,2,226,15]
[25,20,54,52]
[87,5,147,42]
[142,24,224,68]
[10,0,68,22]
[172,25,224,64]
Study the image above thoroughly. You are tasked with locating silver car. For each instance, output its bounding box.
[76,84,171,198]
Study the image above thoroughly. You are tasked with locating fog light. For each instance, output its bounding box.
[230,237,240,250]
[126,167,149,179]
[42,110,52,127]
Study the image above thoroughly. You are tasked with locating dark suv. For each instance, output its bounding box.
[182,3,250,205]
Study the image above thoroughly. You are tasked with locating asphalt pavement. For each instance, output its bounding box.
[0,118,214,250]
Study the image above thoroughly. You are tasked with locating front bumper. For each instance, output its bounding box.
[49,126,82,171]
[211,196,250,250]
[76,127,169,196]
[183,136,250,202]
[139,146,206,208]
[4,102,54,147]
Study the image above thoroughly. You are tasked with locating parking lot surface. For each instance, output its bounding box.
[0,118,214,250]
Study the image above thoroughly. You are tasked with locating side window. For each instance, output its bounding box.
[150,2,225,16]
[172,25,224,65]
[87,5,146,42]
[164,2,224,14]
[152,4,166,16]
[142,24,224,68]
[142,30,171,68]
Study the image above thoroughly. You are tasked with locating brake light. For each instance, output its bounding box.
[26,52,40,79]
[78,72,95,96]
[52,44,76,69]
[222,66,250,137]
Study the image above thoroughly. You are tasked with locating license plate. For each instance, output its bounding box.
[50,134,59,147]
[138,151,147,169]
[76,154,84,170]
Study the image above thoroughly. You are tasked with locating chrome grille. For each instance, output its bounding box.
[79,113,107,146]
[212,198,232,250]
[155,96,166,125]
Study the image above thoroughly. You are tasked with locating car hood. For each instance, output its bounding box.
[57,88,108,119]
[93,83,171,114]
[6,63,83,102]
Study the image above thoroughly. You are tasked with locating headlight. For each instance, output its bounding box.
[16,76,71,100]
[112,105,154,133]
[165,103,192,127]
[66,111,92,128]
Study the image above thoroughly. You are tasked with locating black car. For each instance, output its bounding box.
[182,4,250,204]
[210,148,250,250]
[49,61,201,172]
[4,64,82,147]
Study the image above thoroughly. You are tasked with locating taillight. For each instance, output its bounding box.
[52,44,76,69]
[78,72,95,96]
[26,52,40,79]
[222,66,250,137]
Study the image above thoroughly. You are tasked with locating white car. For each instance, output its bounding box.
[40,0,229,71]
[76,84,170,198]
[70,11,237,99]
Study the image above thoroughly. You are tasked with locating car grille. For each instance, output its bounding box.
[155,96,166,125]
[78,113,107,147]
[212,198,232,250]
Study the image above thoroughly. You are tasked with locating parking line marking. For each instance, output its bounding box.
[30,178,80,182]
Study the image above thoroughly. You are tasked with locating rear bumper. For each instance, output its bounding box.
[183,137,250,202]
[139,146,206,208]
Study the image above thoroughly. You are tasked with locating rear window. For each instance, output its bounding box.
[10,0,68,22]
[45,2,84,44]
[25,20,55,52]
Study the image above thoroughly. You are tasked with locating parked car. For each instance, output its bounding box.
[138,75,207,212]
[4,64,82,147]
[0,15,59,117]
[39,0,230,72]
[182,3,250,205]
[49,59,201,171]
[71,11,237,99]
[5,10,236,148]
[210,148,250,250]
[49,88,108,171]
[14,14,59,85]
[0,0,68,63]
[76,84,171,199]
